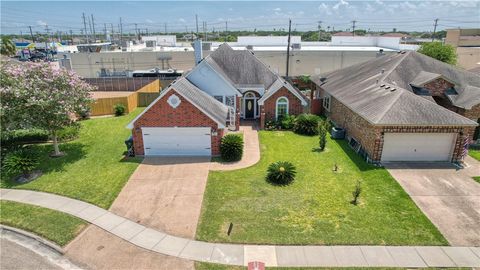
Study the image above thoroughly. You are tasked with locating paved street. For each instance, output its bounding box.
[385,156,480,246]
[2,188,480,267]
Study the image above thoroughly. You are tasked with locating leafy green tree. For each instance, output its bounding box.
[1,62,94,156]
[0,36,16,56]
[417,42,457,65]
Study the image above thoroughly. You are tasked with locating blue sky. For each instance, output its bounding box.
[1,1,479,34]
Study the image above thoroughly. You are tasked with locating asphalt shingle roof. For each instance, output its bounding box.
[171,78,229,126]
[314,51,478,126]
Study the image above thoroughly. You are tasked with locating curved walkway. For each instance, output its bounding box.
[210,122,260,171]
[1,189,480,267]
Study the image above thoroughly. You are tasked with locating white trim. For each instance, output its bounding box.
[275,96,289,120]
[126,84,226,129]
[257,77,308,106]
[323,94,331,112]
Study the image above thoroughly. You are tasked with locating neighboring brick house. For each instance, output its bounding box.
[313,51,478,163]
[127,43,307,157]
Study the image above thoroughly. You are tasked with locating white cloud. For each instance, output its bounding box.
[273,7,281,11]
[318,3,332,15]
[178,18,186,23]
[145,19,154,23]
[333,0,349,10]
[37,20,47,26]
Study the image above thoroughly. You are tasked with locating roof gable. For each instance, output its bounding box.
[127,78,228,129]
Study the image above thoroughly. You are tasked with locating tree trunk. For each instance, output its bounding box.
[52,131,61,156]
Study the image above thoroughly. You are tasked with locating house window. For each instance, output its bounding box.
[214,96,224,103]
[225,96,235,107]
[323,94,331,111]
[276,97,289,120]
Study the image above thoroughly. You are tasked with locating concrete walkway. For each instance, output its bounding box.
[2,189,480,267]
[385,156,480,246]
[210,122,260,171]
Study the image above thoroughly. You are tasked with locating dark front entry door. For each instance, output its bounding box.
[245,99,255,119]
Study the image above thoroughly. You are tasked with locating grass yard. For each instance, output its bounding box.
[469,149,480,161]
[196,131,447,245]
[0,201,86,246]
[1,109,144,209]
[473,176,480,183]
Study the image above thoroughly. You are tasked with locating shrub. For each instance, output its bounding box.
[280,115,296,130]
[265,120,280,131]
[57,123,81,142]
[220,134,244,162]
[1,129,49,146]
[293,114,320,135]
[320,119,333,135]
[2,148,39,177]
[266,161,296,185]
[114,103,126,116]
[319,126,327,151]
[351,180,362,205]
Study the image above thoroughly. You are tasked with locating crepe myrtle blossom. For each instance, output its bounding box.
[1,61,94,156]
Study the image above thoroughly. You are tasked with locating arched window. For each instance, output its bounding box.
[276,97,289,120]
[244,92,256,98]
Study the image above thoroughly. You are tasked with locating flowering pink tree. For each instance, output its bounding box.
[1,61,94,156]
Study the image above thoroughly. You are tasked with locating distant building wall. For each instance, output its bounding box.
[445,29,480,47]
[70,49,396,78]
[456,47,480,70]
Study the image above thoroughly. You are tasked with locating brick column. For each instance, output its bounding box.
[260,106,265,130]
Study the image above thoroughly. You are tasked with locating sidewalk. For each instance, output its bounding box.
[210,122,261,171]
[2,188,479,267]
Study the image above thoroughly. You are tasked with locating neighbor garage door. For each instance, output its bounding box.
[381,133,456,162]
[142,127,211,156]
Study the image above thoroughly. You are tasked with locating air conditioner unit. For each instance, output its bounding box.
[292,43,301,49]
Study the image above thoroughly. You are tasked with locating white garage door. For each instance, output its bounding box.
[381,133,456,162]
[142,127,211,156]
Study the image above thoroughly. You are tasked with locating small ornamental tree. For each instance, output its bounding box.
[1,62,94,156]
[417,42,457,65]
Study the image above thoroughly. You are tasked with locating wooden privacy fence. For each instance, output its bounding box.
[88,79,161,116]
[85,77,162,92]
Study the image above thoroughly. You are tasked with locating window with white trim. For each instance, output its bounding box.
[225,96,235,107]
[276,97,289,120]
[323,94,331,111]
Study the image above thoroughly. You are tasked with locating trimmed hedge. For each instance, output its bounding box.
[293,114,321,135]
[220,134,244,162]
[1,124,81,146]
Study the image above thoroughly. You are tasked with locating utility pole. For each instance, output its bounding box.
[224,21,228,42]
[134,23,139,40]
[104,23,108,40]
[110,23,114,41]
[432,18,439,41]
[119,17,123,43]
[286,19,292,78]
[82,13,89,43]
[28,26,35,42]
[69,30,73,44]
[352,20,356,37]
[91,14,96,42]
[164,22,167,34]
[317,21,322,41]
[195,14,199,39]
[203,21,208,41]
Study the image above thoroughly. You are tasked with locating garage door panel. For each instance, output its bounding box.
[381,133,455,162]
[142,127,211,156]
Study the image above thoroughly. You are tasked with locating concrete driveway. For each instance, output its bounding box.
[110,156,211,239]
[385,156,480,246]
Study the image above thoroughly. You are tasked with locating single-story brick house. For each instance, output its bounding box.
[127,43,307,156]
[313,51,479,163]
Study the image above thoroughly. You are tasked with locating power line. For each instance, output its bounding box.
[432,18,439,41]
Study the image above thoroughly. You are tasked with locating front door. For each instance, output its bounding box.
[245,98,255,119]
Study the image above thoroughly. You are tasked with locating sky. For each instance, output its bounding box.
[1,1,479,35]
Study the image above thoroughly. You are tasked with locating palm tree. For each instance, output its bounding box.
[1,36,16,56]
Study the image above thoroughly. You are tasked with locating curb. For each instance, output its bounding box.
[0,224,64,254]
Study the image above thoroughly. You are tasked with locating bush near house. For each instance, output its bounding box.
[220,134,244,162]
[266,161,296,185]
[1,124,81,147]
[293,114,321,135]
[114,103,127,116]
[2,148,39,178]
[280,115,296,130]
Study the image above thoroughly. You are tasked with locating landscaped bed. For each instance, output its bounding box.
[196,131,448,245]
[1,109,144,209]
[0,201,86,246]
[470,149,480,161]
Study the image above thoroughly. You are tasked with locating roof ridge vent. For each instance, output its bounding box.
[385,86,390,89]
[380,84,386,87]
[390,88,396,92]
[381,68,385,74]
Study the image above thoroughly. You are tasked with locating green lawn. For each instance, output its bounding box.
[473,177,480,183]
[196,131,447,245]
[470,149,480,161]
[1,109,144,209]
[0,201,86,246]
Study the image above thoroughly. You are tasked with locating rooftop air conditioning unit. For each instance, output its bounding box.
[246,45,253,50]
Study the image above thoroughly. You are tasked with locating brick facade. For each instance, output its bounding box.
[423,78,454,97]
[132,89,223,156]
[318,87,474,163]
[261,87,304,122]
